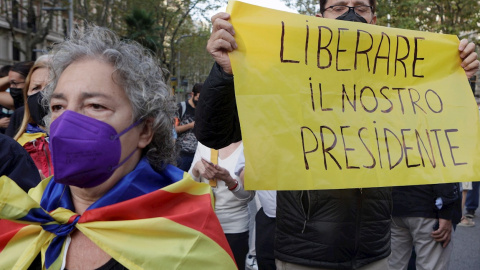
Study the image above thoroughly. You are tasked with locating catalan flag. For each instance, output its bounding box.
[0,158,236,269]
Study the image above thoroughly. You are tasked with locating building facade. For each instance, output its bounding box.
[0,0,68,65]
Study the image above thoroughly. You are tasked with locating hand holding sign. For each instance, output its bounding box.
[458,39,479,79]
[207,12,237,74]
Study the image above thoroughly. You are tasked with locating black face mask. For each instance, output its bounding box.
[9,88,24,109]
[27,91,48,126]
[336,8,367,23]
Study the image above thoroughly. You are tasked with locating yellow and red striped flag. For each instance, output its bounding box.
[0,159,236,269]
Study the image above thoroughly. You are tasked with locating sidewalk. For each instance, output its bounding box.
[448,214,480,269]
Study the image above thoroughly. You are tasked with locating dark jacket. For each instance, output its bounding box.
[196,63,392,269]
[392,184,461,223]
[5,106,24,138]
[276,189,391,269]
[0,105,13,134]
[0,133,41,191]
[195,64,241,148]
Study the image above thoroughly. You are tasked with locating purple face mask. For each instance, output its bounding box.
[50,110,142,188]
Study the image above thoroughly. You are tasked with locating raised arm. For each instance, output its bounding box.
[195,13,242,149]
[458,39,479,79]
[206,12,237,74]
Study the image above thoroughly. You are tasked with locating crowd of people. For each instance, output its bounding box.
[0,0,479,269]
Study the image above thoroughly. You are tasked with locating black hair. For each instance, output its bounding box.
[0,65,12,77]
[10,61,34,78]
[320,0,376,14]
[192,83,203,95]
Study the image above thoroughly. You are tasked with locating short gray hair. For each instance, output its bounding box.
[43,26,177,169]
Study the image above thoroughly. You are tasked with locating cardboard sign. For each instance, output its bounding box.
[227,0,480,190]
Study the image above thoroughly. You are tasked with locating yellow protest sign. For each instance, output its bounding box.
[226,0,480,190]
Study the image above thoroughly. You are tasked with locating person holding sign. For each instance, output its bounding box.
[196,1,479,270]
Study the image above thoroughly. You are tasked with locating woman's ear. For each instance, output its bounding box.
[137,118,154,149]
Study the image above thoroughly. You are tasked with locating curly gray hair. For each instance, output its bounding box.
[42,26,177,169]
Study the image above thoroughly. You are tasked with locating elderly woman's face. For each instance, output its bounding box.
[51,59,132,126]
[50,59,150,183]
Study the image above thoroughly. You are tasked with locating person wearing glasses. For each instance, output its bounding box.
[0,65,12,133]
[195,0,479,270]
[1,61,35,110]
[321,3,376,23]
[1,61,35,137]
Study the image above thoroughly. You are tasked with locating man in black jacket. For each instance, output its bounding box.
[389,184,461,270]
[196,0,479,269]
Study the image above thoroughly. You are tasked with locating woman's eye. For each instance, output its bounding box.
[90,103,105,110]
[51,105,61,111]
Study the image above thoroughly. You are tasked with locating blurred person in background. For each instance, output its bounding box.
[458,182,475,226]
[3,61,35,137]
[175,83,202,171]
[0,61,34,110]
[464,102,480,223]
[189,141,255,269]
[0,65,13,133]
[12,60,53,178]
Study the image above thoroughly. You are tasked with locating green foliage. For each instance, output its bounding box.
[284,0,319,15]
[282,0,480,45]
[376,0,420,29]
[176,29,213,87]
[377,0,480,37]
[75,0,127,31]
[124,8,161,53]
[74,0,221,84]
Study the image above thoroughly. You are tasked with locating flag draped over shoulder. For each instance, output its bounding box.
[0,158,236,270]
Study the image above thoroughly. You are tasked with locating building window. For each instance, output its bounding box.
[63,18,67,37]
[12,0,19,28]
[12,41,20,61]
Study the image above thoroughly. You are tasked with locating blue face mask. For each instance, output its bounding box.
[336,8,367,23]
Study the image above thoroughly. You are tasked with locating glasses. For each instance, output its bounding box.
[324,5,373,17]
[10,81,25,88]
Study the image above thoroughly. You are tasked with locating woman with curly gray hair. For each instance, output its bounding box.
[0,26,236,270]
[43,27,177,169]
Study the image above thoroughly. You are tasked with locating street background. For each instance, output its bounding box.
[449,214,480,269]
